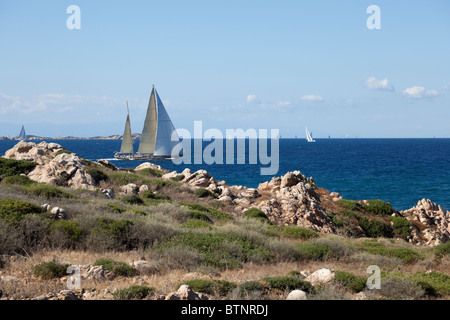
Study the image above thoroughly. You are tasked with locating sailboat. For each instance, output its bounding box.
[305,126,315,143]
[114,85,180,160]
[18,125,27,141]
[115,101,134,159]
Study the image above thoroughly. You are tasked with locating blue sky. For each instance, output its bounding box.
[0,0,449,138]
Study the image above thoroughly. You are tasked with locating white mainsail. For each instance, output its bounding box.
[305,126,315,142]
[118,101,134,154]
[153,89,180,156]
[136,85,180,157]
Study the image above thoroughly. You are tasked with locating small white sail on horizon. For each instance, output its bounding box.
[305,126,315,143]
[18,125,26,141]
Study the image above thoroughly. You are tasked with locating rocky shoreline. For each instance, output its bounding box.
[3,140,449,247]
[0,140,449,301]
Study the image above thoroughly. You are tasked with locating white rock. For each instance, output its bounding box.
[120,183,139,195]
[131,260,159,275]
[101,189,115,199]
[305,268,335,285]
[165,285,207,300]
[286,290,307,300]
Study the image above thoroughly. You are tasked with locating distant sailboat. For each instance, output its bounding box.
[18,125,27,140]
[115,86,180,160]
[305,126,315,143]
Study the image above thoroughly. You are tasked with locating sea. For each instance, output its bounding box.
[1,138,449,211]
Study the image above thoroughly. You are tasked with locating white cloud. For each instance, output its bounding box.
[246,94,258,103]
[402,86,440,99]
[364,77,394,91]
[300,94,324,102]
[444,82,450,90]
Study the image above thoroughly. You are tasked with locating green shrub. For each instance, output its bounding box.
[238,281,265,296]
[338,199,363,212]
[390,216,412,240]
[0,199,42,222]
[287,270,302,277]
[109,172,144,185]
[180,219,211,229]
[188,210,212,223]
[338,210,359,220]
[141,190,170,200]
[138,168,163,177]
[434,242,450,260]
[94,217,134,237]
[0,158,37,179]
[358,217,393,238]
[195,188,215,198]
[24,183,73,199]
[178,279,237,296]
[355,240,421,264]
[50,220,82,241]
[1,175,36,186]
[364,200,394,215]
[147,179,180,190]
[121,194,144,205]
[157,232,273,269]
[33,261,70,279]
[171,175,185,181]
[328,212,347,228]
[18,214,51,250]
[91,217,135,249]
[378,277,425,300]
[180,202,230,221]
[113,285,155,300]
[85,167,109,183]
[281,226,319,240]
[55,149,72,156]
[334,270,367,293]
[107,203,127,214]
[244,208,272,224]
[409,271,450,296]
[262,276,314,293]
[294,243,333,261]
[93,258,136,277]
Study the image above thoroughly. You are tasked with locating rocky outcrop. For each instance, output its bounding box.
[3,141,64,164]
[3,141,97,190]
[256,171,336,233]
[97,159,118,171]
[182,169,217,188]
[401,199,450,246]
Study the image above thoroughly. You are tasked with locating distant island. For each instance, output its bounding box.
[0,133,142,141]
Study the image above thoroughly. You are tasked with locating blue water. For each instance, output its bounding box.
[1,138,449,211]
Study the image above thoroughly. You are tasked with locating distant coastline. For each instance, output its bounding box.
[0,133,143,141]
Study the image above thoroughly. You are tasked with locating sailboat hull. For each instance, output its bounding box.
[114,153,180,160]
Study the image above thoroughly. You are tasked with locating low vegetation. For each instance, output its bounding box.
[113,285,155,300]
[33,261,70,280]
[0,158,37,180]
[93,258,136,277]
[177,279,237,296]
[0,152,448,301]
